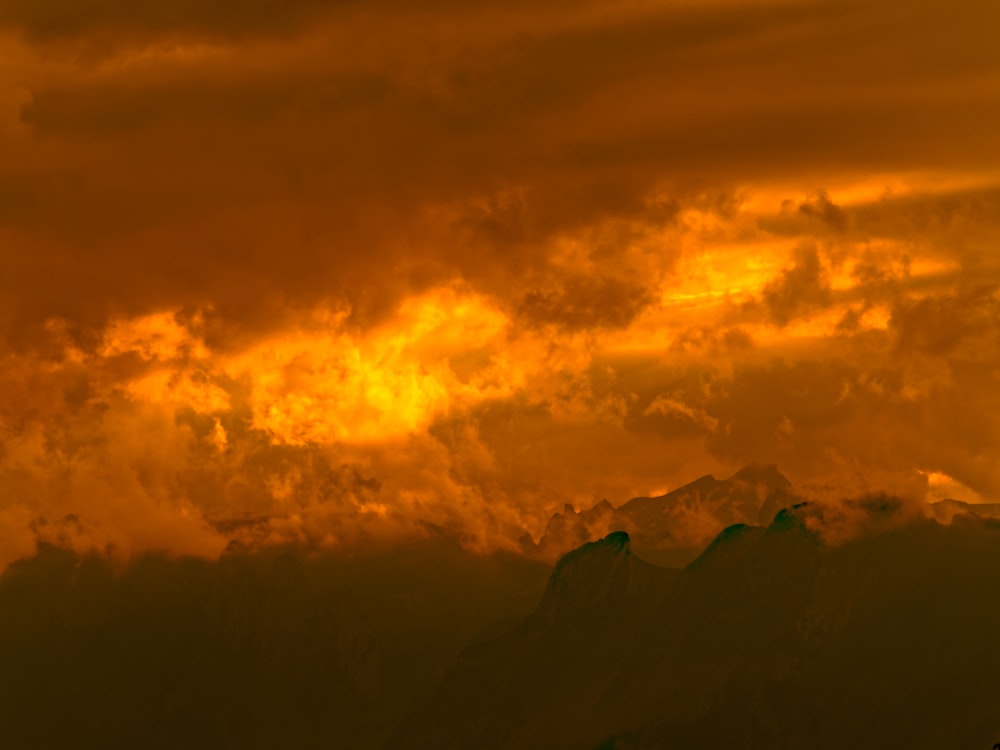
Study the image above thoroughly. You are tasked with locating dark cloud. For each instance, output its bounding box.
[517,274,654,331]
[758,244,832,326]
[0,175,38,224]
[798,190,846,232]
[890,285,1000,356]
[2,0,997,347]
[1,0,999,565]
[21,71,399,136]
[0,0,348,40]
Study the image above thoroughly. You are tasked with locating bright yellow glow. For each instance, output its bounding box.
[221,287,523,445]
[662,240,796,307]
[126,369,232,414]
[922,471,986,505]
[101,311,209,362]
[739,170,1000,213]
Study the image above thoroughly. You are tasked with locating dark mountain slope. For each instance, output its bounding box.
[388,513,1000,750]
[0,537,550,750]
[386,532,682,750]
[534,531,677,622]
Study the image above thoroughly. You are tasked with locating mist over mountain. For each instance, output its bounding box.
[528,464,798,566]
[928,499,1000,524]
[3,466,999,749]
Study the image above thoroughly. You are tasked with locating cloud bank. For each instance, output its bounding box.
[1,0,999,566]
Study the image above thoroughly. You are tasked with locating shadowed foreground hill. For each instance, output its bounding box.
[387,515,1000,750]
[0,546,381,749]
[0,536,549,750]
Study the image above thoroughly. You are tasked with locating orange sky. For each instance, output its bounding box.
[1,0,999,568]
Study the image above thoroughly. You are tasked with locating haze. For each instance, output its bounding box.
[1,3,1000,745]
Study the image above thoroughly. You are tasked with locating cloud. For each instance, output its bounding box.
[890,284,1000,357]
[797,190,846,232]
[757,243,833,326]
[0,0,347,41]
[0,0,999,567]
[643,394,719,435]
[518,274,654,331]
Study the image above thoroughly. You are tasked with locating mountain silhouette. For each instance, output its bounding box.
[532,531,678,623]
[5,485,999,749]
[529,463,799,567]
[388,512,1000,750]
[928,498,1000,524]
[0,538,550,750]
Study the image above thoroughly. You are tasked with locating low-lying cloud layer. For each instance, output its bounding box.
[1,0,999,567]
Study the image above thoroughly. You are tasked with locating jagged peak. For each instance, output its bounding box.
[730,463,791,489]
[687,501,816,572]
[599,530,631,550]
[533,532,645,622]
[768,501,811,531]
[676,473,719,494]
[551,531,631,576]
[633,473,718,504]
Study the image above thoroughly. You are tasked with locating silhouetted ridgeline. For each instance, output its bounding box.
[528,464,798,567]
[3,478,1000,749]
[388,514,1000,750]
[0,545,382,748]
[0,537,549,750]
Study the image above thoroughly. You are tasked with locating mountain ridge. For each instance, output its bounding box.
[528,463,800,567]
[387,511,1000,750]
[533,531,678,624]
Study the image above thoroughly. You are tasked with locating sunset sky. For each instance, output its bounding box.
[1,0,998,568]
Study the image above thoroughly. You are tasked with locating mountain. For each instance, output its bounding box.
[529,463,798,567]
[532,531,678,623]
[0,545,385,749]
[387,511,1000,750]
[0,537,550,750]
[928,498,1000,524]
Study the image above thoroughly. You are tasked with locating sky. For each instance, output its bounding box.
[0,0,999,568]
